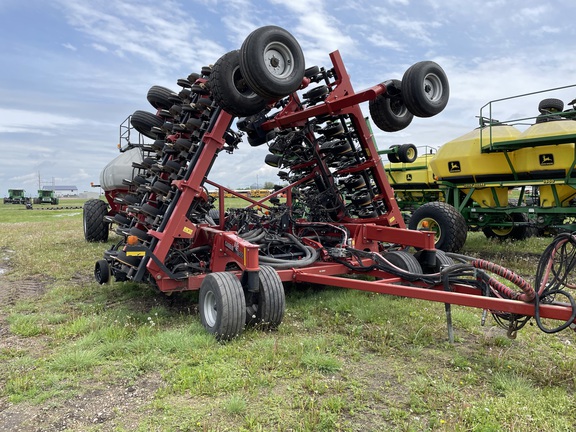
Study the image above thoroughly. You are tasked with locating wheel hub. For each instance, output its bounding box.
[263,42,294,79]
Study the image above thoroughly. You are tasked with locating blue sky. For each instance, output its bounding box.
[1,0,575,196]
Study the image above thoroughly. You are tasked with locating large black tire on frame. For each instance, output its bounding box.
[402,61,449,118]
[369,79,414,132]
[199,272,246,341]
[245,265,286,329]
[83,199,109,242]
[130,110,165,139]
[209,50,267,117]
[409,202,467,252]
[239,26,305,100]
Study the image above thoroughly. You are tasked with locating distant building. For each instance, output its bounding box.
[42,185,78,197]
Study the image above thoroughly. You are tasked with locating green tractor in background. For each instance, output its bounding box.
[34,189,60,205]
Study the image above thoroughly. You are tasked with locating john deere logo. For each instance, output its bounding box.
[406,174,412,181]
[448,161,461,173]
[539,154,554,166]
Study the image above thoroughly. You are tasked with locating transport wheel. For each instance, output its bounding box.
[130,110,165,139]
[209,50,267,117]
[240,25,305,100]
[94,259,111,284]
[147,85,179,110]
[414,249,454,274]
[245,265,286,329]
[409,202,467,252]
[402,61,449,117]
[382,250,423,274]
[483,213,530,241]
[369,79,414,132]
[199,272,246,341]
[397,143,418,163]
[83,199,109,242]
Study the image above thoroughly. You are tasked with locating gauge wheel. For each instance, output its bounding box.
[369,79,414,132]
[239,25,305,100]
[209,50,267,117]
[402,61,449,117]
[130,110,165,139]
[147,85,179,110]
[94,259,111,284]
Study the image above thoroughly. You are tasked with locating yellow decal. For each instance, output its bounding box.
[126,251,146,257]
[183,226,193,235]
[389,216,395,223]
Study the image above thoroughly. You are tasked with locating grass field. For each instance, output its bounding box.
[0,199,575,431]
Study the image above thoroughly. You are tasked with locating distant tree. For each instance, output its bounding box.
[263,181,275,189]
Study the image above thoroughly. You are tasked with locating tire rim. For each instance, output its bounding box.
[423,73,443,102]
[232,65,258,99]
[203,290,217,327]
[491,226,514,236]
[390,97,408,117]
[405,146,416,161]
[263,42,294,79]
[417,217,441,242]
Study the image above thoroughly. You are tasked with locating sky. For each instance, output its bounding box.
[0,0,575,196]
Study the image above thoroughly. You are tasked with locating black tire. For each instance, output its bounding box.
[397,143,417,163]
[382,250,423,274]
[304,65,320,79]
[113,213,131,226]
[199,272,246,341]
[239,26,305,100]
[130,110,164,139]
[409,202,467,252]
[245,266,286,329]
[387,145,400,163]
[369,80,414,132]
[538,98,564,114]
[402,61,449,118]
[147,86,178,110]
[94,259,111,284]
[129,226,152,243]
[83,199,109,242]
[414,249,454,274]
[209,50,267,117]
[482,212,530,241]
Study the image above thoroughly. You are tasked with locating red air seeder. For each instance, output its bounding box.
[94,26,576,340]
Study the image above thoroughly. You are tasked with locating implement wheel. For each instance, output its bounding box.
[209,50,267,117]
[130,110,164,139]
[369,79,414,132]
[94,259,111,284]
[83,199,109,242]
[402,61,449,117]
[200,272,246,341]
[409,202,467,252]
[245,266,286,329]
[240,26,305,100]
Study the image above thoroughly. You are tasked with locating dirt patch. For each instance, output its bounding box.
[0,375,164,432]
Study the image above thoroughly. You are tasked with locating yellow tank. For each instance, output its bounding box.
[385,152,437,188]
[513,120,576,207]
[430,125,522,207]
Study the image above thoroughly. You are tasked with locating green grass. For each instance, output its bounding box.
[1,201,575,431]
